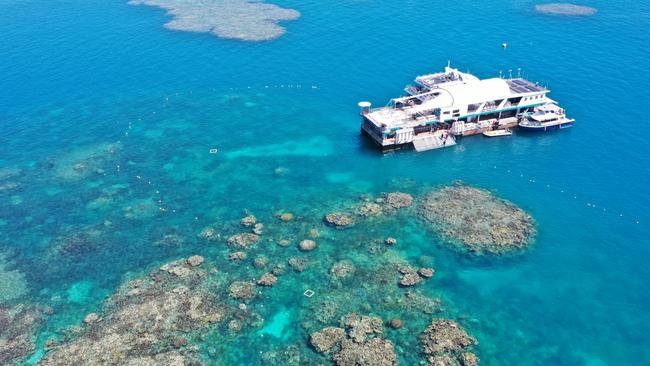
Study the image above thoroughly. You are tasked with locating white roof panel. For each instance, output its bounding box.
[443,78,511,106]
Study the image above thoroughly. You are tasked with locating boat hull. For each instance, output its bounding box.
[483,130,512,137]
[518,120,574,132]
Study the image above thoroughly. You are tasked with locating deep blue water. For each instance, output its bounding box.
[1,0,649,365]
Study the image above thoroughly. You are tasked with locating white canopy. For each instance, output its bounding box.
[408,77,511,114]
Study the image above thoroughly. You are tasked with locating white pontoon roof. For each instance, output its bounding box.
[409,78,511,113]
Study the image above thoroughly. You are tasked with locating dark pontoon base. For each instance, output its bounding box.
[360,127,413,152]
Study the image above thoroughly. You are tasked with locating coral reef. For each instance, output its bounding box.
[356,202,383,217]
[535,3,597,16]
[256,272,277,287]
[240,215,257,227]
[288,256,308,272]
[419,319,478,365]
[398,267,422,287]
[154,231,186,247]
[228,281,256,301]
[261,344,307,365]
[227,233,260,248]
[333,337,397,366]
[330,260,356,280]
[0,167,22,192]
[198,226,220,241]
[229,251,247,261]
[418,185,535,254]
[353,192,413,218]
[123,198,160,220]
[0,167,22,181]
[0,86,562,366]
[0,304,45,365]
[253,223,264,235]
[187,255,205,267]
[384,192,414,210]
[311,313,397,366]
[5,178,496,364]
[278,212,295,222]
[40,257,228,365]
[46,224,109,260]
[341,313,384,343]
[0,251,29,304]
[403,290,442,315]
[277,239,291,247]
[310,326,346,353]
[51,142,121,181]
[83,312,100,324]
[128,0,300,41]
[298,239,317,251]
[254,256,269,268]
[388,319,403,329]
[419,268,435,278]
[324,212,355,228]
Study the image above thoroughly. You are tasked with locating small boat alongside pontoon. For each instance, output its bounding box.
[482,129,512,137]
[518,104,575,131]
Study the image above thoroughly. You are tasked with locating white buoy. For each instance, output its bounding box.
[502,42,508,49]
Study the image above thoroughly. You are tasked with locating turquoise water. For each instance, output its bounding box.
[1,0,649,365]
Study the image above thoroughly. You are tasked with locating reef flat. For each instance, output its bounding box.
[0,304,46,365]
[34,246,477,365]
[7,177,495,364]
[39,256,223,365]
[418,185,536,255]
[0,251,28,304]
[129,0,301,41]
[535,3,598,16]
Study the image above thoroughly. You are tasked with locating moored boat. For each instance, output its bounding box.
[482,129,512,137]
[518,104,575,131]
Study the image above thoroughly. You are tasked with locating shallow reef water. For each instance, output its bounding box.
[1,0,650,365]
[0,251,29,304]
[0,85,642,365]
[0,87,648,365]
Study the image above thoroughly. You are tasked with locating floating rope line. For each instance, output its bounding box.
[484,162,642,225]
[110,110,175,215]
[224,83,320,92]
[131,173,169,213]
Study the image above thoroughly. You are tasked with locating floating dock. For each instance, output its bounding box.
[359,65,573,152]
